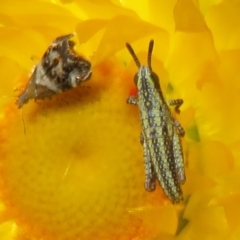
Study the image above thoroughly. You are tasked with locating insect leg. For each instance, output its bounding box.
[127,95,138,105]
[173,118,185,137]
[141,133,156,191]
[172,130,186,184]
[168,99,183,114]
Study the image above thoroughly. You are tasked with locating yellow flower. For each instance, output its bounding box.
[0,0,240,239]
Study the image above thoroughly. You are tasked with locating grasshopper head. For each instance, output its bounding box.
[126,40,160,91]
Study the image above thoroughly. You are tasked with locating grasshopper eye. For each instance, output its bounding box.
[151,72,160,90]
[134,73,138,85]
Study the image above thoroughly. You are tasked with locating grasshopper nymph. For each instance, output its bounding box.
[126,40,186,203]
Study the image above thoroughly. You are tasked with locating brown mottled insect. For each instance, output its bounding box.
[126,40,186,203]
[17,33,92,108]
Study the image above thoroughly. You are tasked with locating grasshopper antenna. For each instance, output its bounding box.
[126,42,141,68]
[147,40,154,72]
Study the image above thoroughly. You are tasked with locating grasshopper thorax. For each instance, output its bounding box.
[135,67,160,92]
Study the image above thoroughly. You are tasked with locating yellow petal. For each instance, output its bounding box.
[76,19,108,44]
[188,141,234,179]
[174,0,209,32]
[92,15,163,65]
[205,1,240,50]
[182,169,216,196]
[129,205,178,235]
[219,193,240,233]
[0,0,79,31]
[179,205,228,240]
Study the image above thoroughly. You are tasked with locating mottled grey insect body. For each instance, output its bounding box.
[17,33,92,108]
[126,40,186,203]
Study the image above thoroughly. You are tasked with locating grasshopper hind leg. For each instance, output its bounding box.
[141,133,156,191]
[168,99,183,114]
[172,126,186,184]
[173,119,185,137]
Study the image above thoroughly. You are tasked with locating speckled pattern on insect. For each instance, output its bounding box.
[17,33,92,108]
[126,40,186,203]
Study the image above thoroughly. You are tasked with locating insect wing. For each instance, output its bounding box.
[146,117,183,203]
